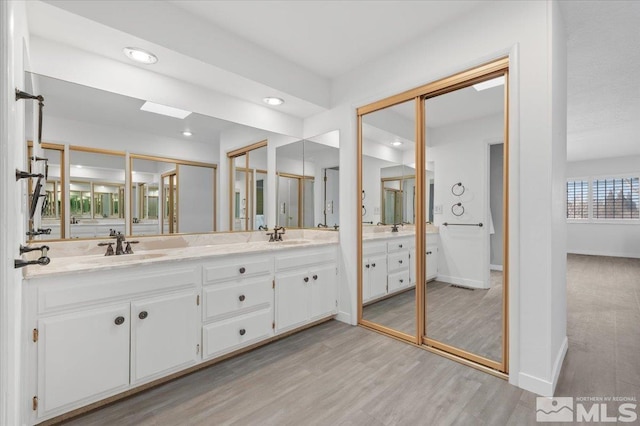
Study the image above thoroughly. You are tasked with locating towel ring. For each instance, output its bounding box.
[362,190,366,200]
[451,202,464,217]
[362,205,367,216]
[451,182,465,196]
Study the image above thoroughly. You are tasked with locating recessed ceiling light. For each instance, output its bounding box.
[263,97,284,106]
[391,141,403,146]
[140,101,192,119]
[123,47,158,65]
[473,76,505,91]
[182,131,193,137]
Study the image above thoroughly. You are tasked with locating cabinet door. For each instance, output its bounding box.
[426,246,438,281]
[368,254,388,299]
[131,290,199,383]
[310,264,337,319]
[275,270,310,332]
[38,304,130,417]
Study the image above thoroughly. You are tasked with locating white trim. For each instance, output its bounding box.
[567,249,640,259]
[517,336,568,396]
[436,274,487,289]
[490,264,503,271]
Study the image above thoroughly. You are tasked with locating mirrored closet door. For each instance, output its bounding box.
[358,58,509,373]
[359,99,417,341]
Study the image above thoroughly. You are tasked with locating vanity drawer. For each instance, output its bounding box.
[362,242,387,257]
[387,252,409,273]
[203,277,273,322]
[387,238,414,253]
[203,256,273,283]
[202,308,273,359]
[275,247,336,271]
[388,270,411,293]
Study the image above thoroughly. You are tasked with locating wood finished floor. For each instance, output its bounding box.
[62,255,639,426]
[362,272,503,361]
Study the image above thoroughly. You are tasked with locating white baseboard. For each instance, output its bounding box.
[490,264,503,271]
[437,274,487,289]
[567,249,640,259]
[518,336,568,396]
[335,311,353,325]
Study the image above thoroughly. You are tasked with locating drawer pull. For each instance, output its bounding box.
[114,316,125,325]
[398,260,403,264]
[427,251,432,255]
[138,311,148,320]
[239,267,246,274]
[372,263,376,268]
[304,277,309,283]
[399,244,403,248]
[239,328,246,336]
[239,294,246,302]
[313,274,318,280]
[365,264,370,268]
[400,279,404,283]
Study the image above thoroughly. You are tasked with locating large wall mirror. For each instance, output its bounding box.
[25,72,341,241]
[358,58,509,374]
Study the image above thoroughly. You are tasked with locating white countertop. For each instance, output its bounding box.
[22,230,338,279]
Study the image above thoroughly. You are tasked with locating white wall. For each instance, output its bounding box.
[567,155,640,258]
[305,0,568,396]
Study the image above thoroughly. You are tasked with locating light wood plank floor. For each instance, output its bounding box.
[62,255,639,426]
[362,272,503,361]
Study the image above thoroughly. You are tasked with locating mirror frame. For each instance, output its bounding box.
[357,57,510,377]
[227,139,267,231]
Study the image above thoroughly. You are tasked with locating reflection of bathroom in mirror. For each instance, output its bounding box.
[360,99,417,339]
[228,143,267,231]
[424,76,506,365]
[275,131,340,229]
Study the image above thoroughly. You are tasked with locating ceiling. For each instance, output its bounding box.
[30,1,640,162]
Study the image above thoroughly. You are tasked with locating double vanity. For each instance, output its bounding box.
[21,230,339,424]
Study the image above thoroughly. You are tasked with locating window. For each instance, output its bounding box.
[592,177,639,219]
[566,176,639,221]
[567,180,589,219]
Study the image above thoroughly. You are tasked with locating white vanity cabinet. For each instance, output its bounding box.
[362,241,388,302]
[25,264,200,423]
[274,246,338,334]
[426,235,439,281]
[201,254,275,360]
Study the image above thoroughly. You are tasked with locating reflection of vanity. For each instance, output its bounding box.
[22,231,338,424]
[361,228,440,304]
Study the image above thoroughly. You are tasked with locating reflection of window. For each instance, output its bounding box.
[566,177,639,221]
[256,180,264,215]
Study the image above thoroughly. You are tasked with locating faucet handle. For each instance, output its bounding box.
[124,241,139,254]
[98,242,115,256]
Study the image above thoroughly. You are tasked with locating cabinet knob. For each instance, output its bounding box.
[398,260,403,264]
[304,277,309,283]
[400,279,404,283]
[138,311,148,320]
[239,328,246,336]
[239,267,246,274]
[239,294,246,302]
[372,263,376,268]
[114,316,125,325]
[399,244,403,248]
[365,264,370,268]
[313,275,318,280]
[427,251,432,255]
